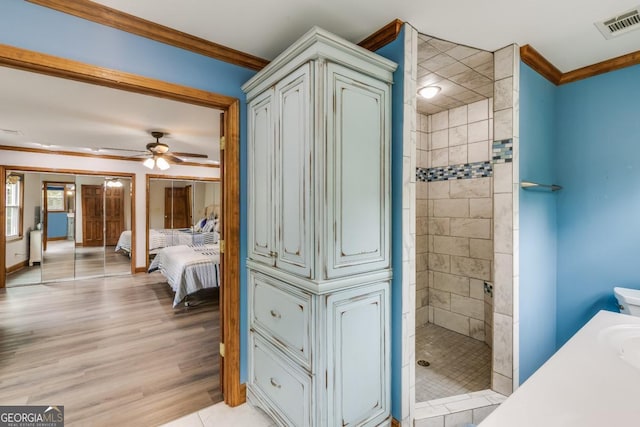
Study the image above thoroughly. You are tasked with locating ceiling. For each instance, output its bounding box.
[93,0,640,72]
[417,35,493,115]
[0,66,221,163]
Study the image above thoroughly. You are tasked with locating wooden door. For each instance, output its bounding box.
[164,187,190,229]
[104,186,124,246]
[82,185,104,247]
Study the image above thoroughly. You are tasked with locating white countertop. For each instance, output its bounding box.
[480,310,640,426]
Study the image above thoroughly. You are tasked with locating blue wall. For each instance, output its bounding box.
[47,212,68,238]
[0,0,256,382]
[555,64,640,345]
[375,28,404,420]
[518,64,558,383]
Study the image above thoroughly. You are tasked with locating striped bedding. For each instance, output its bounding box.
[148,244,220,307]
[116,229,219,254]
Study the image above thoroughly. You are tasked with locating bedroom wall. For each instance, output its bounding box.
[1,149,218,269]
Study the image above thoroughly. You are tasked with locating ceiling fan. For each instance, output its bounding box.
[102,131,208,170]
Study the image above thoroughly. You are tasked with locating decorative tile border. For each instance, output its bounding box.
[492,138,513,163]
[416,161,492,182]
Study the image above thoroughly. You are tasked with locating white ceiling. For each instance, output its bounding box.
[93,0,640,72]
[0,67,221,163]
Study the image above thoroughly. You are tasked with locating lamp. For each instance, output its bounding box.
[143,155,170,170]
[418,86,441,99]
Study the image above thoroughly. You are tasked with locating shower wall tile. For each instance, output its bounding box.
[434,199,469,218]
[432,110,449,130]
[418,100,494,342]
[449,125,468,146]
[448,144,467,165]
[428,253,451,273]
[469,198,492,218]
[494,253,513,316]
[428,181,450,199]
[451,294,484,320]
[433,271,470,296]
[468,120,489,143]
[450,218,491,239]
[429,218,450,235]
[450,256,491,281]
[430,288,451,310]
[470,318,486,341]
[470,238,493,260]
[433,307,469,336]
[493,162,512,193]
[433,235,470,257]
[470,278,485,300]
[494,109,513,141]
[468,98,489,123]
[494,193,513,254]
[468,141,490,163]
[450,178,491,198]
[493,312,513,378]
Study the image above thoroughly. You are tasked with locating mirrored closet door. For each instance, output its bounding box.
[4,170,133,287]
[147,177,220,263]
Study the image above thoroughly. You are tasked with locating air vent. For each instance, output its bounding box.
[596,6,640,39]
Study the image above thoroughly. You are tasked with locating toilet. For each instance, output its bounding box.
[613,287,640,316]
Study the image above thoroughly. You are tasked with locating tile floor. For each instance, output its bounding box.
[161,402,275,427]
[415,322,491,402]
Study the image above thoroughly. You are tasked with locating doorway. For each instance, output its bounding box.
[0,46,243,406]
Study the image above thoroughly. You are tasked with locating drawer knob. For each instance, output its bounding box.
[270,377,282,389]
[270,309,281,319]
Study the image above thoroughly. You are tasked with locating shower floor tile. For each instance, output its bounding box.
[415,322,491,402]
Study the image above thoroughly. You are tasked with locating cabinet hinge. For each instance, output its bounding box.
[220,136,226,151]
[219,240,225,254]
[219,342,225,357]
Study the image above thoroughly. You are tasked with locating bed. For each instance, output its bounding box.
[115,228,219,256]
[148,244,220,307]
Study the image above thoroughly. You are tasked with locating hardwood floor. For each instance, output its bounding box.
[7,241,131,286]
[0,273,221,426]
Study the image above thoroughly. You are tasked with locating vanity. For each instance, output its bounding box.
[480,310,640,426]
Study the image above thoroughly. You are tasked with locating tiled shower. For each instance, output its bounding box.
[414,34,496,403]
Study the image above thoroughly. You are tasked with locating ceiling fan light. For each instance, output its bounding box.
[418,85,441,99]
[143,158,155,169]
[156,157,170,170]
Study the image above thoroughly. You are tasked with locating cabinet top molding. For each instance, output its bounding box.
[242,26,398,99]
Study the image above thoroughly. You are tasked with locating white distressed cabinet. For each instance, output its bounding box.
[243,27,396,427]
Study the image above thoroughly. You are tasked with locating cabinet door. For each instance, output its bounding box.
[248,89,276,265]
[326,282,390,427]
[325,63,391,279]
[275,64,313,278]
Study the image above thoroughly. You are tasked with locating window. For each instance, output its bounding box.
[5,174,23,239]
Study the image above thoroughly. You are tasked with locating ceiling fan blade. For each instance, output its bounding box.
[171,151,208,159]
[100,147,147,154]
[164,153,184,163]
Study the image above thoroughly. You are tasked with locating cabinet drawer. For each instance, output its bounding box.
[250,270,312,367]
[251,334,312,427]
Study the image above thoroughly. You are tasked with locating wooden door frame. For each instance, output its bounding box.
[0,46,242,406]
